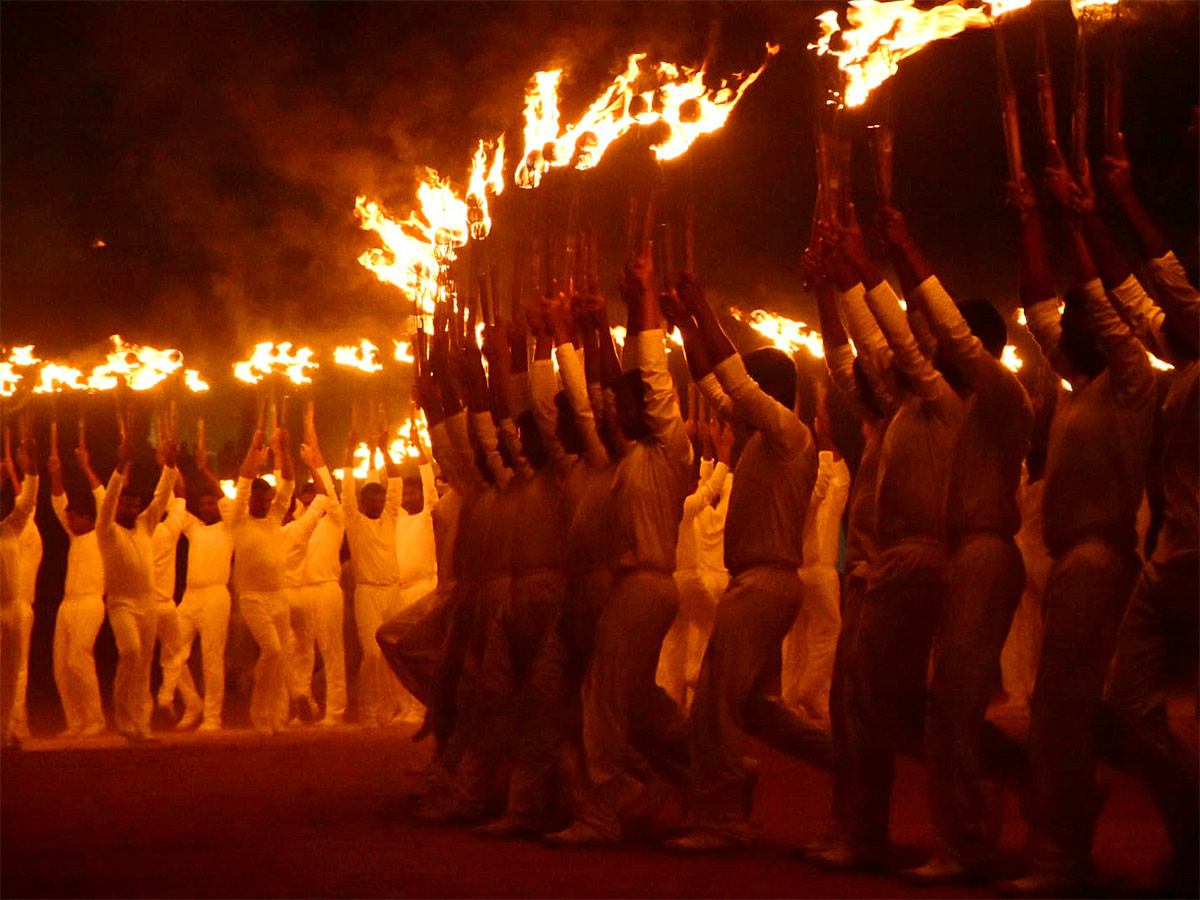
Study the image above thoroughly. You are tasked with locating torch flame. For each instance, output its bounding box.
[466,136,506,240]
[87,335,184,392]
[1070,0,1119,20]
[1,346,42,397]
[233,342,318,385]
[32,363,86,394]
[730,309,824,358]
[810,0,1031,109]
[184,369,210,393]
[393,340,415,365]
[333,339,383,374]
[516,45,778,187]
[1001,344,1023,372]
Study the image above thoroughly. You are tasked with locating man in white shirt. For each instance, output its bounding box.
[229,428,296,735]
[2,438,39,748]
[48,436,108,737]
[95,436,179,742]
[664,273,828,852]
[173,438,237,731]
[342,429,406,728]
[783,397,851,727]
[4,444,42,743]
[294,409,347,726]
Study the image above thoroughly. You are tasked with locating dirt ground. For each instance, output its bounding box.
[2,706,1193,899]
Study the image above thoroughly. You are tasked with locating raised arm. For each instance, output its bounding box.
[550,296,610,469]
[528,300,572,473]
[3,439,39,538]
[1008,178,1071,380]
[139,440,179,534]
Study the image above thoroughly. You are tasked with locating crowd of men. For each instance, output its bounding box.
[1,138,1196,897]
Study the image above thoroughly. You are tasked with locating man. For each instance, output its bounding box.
[95,434,179,742]
[1097,135,1200,893]
[48,432,108,737]
[1,438,38,748]
[547,252,694,846]
[4,441,42,742]
[151,454,201,726]
[293,407,347,726]
[782,391,850,727]
[877,207,1033,882]
[174,436,236,731]
[665,272,828,851]
[1001,166,1155,895]
[229,428,296,735]
[342,428,406,728]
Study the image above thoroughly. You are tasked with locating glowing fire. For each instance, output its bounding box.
[393,340,415,365]
[1,346,42,397]
[466,136,506,240]
[516,45,778,188]
[731,309,824,358]
[335,414,433,481]
[234,342,318,385]
[810,0,1031,108]
[333,340,383,374]
[1148,353,1174,372]
[355,169,470,311]
[1070,0,1118,20]
[88,335,184,391]
[33,364,86,394]
[1001,345,1023,372]
[185,369,210,393]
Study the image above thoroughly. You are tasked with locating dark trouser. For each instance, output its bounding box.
[1104,551,1199,881]
[830,570,868,845]
[840,541,946,853]
[377,584,454,709]
[926,533,1027,868]
[689,566,833,841]
[1028,537,1139,880]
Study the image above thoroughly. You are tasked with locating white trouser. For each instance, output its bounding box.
[154,597,201,711]
[285,587,315,704]
[355,583,401,727]
[10,600,34,736]
[53,594,107,734]
[174,584,232,725]
[306,581,347,721]
[1,602,23,743]
[107,596,159,737]
[390,578,436,722]
[782,564,841,721]
[658,570,723,708]
[240,590,291,734]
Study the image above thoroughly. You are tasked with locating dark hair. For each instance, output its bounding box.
[555,391,585,456]
[66,490,98,519]
[516,409,548,471]
[744,347,796,410]
[251,477,273,493]
[958,298,1007,358]
[1162,314,1199,362]
[852,356,886,422]
[360,481,386,502]
[1060,288,1106,379]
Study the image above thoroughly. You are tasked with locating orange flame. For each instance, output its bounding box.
[466,136,506,240]
[516,45,778,188]
[184,369,210,393]
[1001,344,1023,372]
[333,339,383,374]
[811,0,1030,109]
[233,342,318,385]
[33,363,86,394]
[87,335,184,392]
[1070,0,1118,20]
[393,340,415,365]
[1,346,41,397]
[731,309,824,358]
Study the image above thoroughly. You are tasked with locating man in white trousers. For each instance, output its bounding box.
[2,438,39,748]
[172,436,237,731]
[4,445,42,743]
[342,429,406,728]
[96,435,179,742]
[48,435,108,737]
[229,428,295,735]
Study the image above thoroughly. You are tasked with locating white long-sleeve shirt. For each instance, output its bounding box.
[97,467,177,603]
[343,473,403,585]
[394,462,438,589]
[915,276,1033,540]
[865,279,964,550]
[676,458,729,573]
[152,497,187,602]
[1027,279,1156,555]
[1,476,38,606]
[16,515,42,607]
[298,467,345,586]
[700,353,817,573]
[608,329,693,573]
[283,494,331,589]
[182,503,235,591]
[230,475,294,595]
[52,487,106,598]
[802,451,851,569]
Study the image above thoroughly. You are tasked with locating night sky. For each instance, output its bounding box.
[3,0,1197,377]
